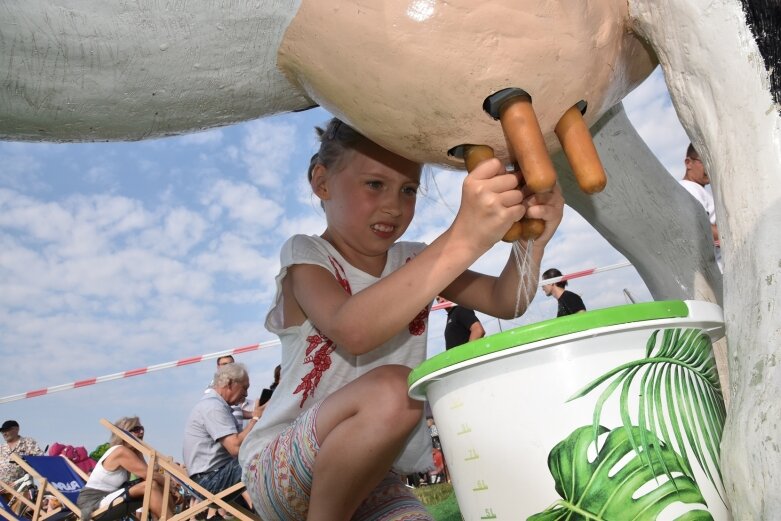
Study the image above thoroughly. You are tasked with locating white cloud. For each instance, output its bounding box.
[134,207,208,256]
[201,179,283,231]
[623,68,689,178]
[195,232,276,283]
[0,146,46,191]
[175,128,224,146]
[84,165,119,189]
[240,120,298,188]
[276,214,328,241]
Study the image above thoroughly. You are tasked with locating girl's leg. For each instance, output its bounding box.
[352,472,433,521]
[308,364,423,520]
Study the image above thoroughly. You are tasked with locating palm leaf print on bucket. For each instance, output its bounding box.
[528,425,712,520]
[532,327,726,520]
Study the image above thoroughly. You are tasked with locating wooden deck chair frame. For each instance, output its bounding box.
[10,453,139,521]
[100,419,259,521]
[1,477,41,520]
[0,478,72,521]
[93,420,165,521]
[0,476,52,521]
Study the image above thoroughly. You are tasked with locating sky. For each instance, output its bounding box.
[0,67,690,459]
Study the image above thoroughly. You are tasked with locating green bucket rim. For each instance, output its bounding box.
[409,300,689,390]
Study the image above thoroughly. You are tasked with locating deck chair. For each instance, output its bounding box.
[0,475,37,520]
[0,492,27,521]
[10,454,141,521]
[99,419,259,521]
[0,482,71,521]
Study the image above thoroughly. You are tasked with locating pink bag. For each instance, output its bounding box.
[49,443,98,474]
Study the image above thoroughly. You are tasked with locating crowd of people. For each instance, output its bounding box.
[0,358,282,521]
[1,354,448,520]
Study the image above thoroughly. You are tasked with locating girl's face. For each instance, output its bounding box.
[314,142,421,273]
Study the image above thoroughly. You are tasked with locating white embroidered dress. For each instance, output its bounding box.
[239,235,433,474]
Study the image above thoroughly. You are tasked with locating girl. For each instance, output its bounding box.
[239,119,564,520]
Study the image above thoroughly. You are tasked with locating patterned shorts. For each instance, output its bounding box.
[243,401,433,521]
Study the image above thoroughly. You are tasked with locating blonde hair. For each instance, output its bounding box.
[110,416,141,446]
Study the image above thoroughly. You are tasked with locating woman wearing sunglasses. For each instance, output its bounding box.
[77,416,173,519]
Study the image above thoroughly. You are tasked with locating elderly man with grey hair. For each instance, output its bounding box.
[183,363,265,496]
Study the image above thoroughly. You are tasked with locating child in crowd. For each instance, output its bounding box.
[239,118,563,520]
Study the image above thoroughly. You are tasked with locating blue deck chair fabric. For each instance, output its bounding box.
[21,456,84,506]
[14,455,139,521]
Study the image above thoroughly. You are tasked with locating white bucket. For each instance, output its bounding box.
[409,300,730,520]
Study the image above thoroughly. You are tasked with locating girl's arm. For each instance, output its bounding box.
[441,184,565,319]
[289,159,561,355]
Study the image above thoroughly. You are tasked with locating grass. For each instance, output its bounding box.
[413,483,463,521]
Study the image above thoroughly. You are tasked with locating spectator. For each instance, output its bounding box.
[258,364,282,408]
[0,420,43,485]
[679,143,722,271]
[437,297,486,350]
[184,363,264,501]
[269,365,281,392]
[541,268,586,317]
[76,416,173,519]
[208,355,255,428]
[426,417,441,450]
[429,447,446,484]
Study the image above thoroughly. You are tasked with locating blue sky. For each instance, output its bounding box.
[0,68,689,459]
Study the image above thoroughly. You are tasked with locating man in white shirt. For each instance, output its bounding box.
[679,143,722,271]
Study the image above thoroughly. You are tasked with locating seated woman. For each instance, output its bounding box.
[76,416,173,519]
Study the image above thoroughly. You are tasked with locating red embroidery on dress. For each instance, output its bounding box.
[409,306,429,336]
[293,257,350,407]
[293,331,336,407]
[328,256,352,294]
[403,256,429,335]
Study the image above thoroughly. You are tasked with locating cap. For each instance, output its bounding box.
[1,420,19,432]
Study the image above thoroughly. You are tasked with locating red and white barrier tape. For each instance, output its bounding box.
[539,260,632,286]
[1,261,632,404]
[433,260,633,310]
[0,340,281,404]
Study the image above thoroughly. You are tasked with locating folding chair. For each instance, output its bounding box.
[0,482,71,521]
[0,475,37,520]
[100,419,259,521]
[10,454,141,521]
[0,492,27,521]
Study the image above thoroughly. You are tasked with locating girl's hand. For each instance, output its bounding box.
[452,158,527,252]
[519,182,565,248]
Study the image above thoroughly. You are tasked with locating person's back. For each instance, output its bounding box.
[556,289,586,317]
[183,392,237,476]
[542,268,586,317]
[440,299,486,350]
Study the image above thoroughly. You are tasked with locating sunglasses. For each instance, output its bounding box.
[129,426,145,434]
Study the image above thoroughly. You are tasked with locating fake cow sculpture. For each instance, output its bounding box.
[1,1,779,518]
